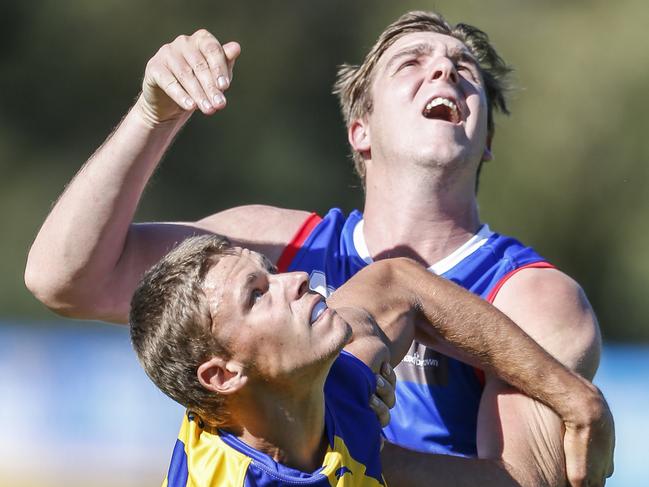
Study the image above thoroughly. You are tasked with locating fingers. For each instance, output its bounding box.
[376,366,396,409]
[143,29,240,118]
[222,41,242,78]
[369,362,397,428]
[145,60,195,111]
[369,393,391,428]
[564,425,612,487]
[182,30,232,110]
[165,45,218,113]
[381,362,397,390]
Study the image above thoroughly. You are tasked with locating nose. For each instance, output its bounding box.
[429,57,458,84]
[279,271,310,301]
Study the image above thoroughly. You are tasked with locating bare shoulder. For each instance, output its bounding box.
[492,267,601,377]
[196,205,314,263]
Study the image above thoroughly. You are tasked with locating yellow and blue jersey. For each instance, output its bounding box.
[164,351,385,486]
[277,208,552,457]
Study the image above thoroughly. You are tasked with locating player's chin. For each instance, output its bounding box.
[324,309,352,341]
[328,316,353,357]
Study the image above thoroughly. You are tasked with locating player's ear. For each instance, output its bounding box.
[349,118,371,153]
[197,357,248,395]
[481,133,493,162]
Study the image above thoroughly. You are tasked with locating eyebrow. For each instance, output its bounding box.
[384,42,478,72]
[254,253,277,274]
[237,272,258,308]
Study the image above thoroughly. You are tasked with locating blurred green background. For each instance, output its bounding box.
[1,2,647,486]
[2,0,647,342]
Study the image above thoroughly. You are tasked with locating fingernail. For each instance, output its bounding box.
[377,376,385,388]
[217,76,229,90]
[371,395,379,406]
[202,99,212,110]
[214,94,226,106]
[383,363,392,376]
[183,98,194,109]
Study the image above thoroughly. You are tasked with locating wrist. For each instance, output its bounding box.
[133,93,191,130]
[563,378,605,428]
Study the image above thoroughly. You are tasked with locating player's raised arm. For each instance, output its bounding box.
[24,31,307,324]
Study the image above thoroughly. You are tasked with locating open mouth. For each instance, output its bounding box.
[422,96,461,124]
[310,298,327,326]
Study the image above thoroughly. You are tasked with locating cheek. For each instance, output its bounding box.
[466,92,489,129]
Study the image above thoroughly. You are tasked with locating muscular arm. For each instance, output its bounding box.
[329,259,613,487]
[476,268,610,487]
[24,31,309,323]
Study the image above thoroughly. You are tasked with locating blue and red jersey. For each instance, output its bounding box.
[278,208,552,456]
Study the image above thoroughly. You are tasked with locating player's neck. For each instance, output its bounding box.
[362,162,481,266]
[232,376,328,472]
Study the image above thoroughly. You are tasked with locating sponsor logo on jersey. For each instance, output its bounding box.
[403,352,439,368]
[395,342,449,386]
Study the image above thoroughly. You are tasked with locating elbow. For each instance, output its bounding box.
[24,257,88,318]
[24,258,55,306]
[25,262,126,323]
[25,265,70,316]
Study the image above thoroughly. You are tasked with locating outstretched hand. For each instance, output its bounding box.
[563,387,615,487]
[138,29,241,124]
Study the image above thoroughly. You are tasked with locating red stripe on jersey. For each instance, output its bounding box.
[276,213,322,272]
[473,261,555,386]
[486,261,555,303]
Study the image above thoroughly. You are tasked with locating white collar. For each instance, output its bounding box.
[352,219,493,275]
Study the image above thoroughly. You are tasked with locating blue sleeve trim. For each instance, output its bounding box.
[338,350,377,392]
[166,439,189,487]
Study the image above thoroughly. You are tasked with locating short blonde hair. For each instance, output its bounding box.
[130,234,234,427]
[333,11,512,187]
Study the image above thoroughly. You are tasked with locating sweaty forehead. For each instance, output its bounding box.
[202,253,240,314]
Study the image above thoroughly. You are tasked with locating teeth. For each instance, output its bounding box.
[424,97,459,119]
[310,300,327,325]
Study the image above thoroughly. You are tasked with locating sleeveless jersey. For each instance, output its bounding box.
[164,351,385,486]
[277,208,553,457]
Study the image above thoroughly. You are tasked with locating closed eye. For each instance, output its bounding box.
[456,63,478,82]
[397,59,419,71]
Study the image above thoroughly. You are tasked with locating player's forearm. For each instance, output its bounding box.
[25,98,186,316]
[393,259,604,429]
[381,442,523,487]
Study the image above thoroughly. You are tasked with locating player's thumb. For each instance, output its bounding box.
[223,41,241,80]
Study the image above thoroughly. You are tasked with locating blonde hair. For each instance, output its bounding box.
[130,234,234,427]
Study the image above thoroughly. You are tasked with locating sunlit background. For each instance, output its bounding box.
[1,0,647,485]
